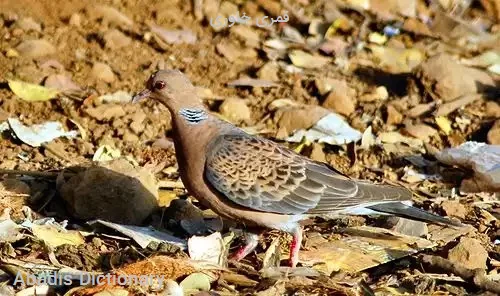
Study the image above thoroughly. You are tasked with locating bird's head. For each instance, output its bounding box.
[132,69,201,110]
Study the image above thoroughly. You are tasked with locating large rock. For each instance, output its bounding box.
[58,159,159,225]
[416,54,495,102]
[448,237,488,270]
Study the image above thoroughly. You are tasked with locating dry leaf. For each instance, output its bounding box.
[188,232,227,266]
[8,79,59,101]
[179,272,211,294]
[31,225,85,248]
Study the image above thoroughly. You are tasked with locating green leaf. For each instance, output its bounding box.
[8,79,60,101]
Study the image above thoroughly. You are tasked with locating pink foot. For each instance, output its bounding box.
[231,232,259,261]
[288,227,303,267]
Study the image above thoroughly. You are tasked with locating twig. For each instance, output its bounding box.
[421,254,500,294]
[0,169,60,178]
[158,180,185,189]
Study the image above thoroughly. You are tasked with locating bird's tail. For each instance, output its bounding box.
[367,201,463,227]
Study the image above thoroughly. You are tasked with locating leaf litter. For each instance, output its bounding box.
[0,0,499,295]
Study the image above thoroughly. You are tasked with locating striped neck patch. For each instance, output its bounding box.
[179,108,208,124]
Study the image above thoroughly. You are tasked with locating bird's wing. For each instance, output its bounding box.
[205,134,410,215]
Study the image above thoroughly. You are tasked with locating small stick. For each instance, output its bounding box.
[421,254,500,294]
[0,169,60,178]
[158,180,185,189]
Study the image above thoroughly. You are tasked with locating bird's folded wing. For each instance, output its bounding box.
[205,134,410,215]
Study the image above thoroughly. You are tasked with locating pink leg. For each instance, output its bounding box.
[231,232,259,261]
[289,227,303,267]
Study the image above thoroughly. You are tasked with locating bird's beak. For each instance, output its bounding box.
[132,89,151,103]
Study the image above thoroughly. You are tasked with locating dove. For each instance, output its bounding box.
[133,69,461,267]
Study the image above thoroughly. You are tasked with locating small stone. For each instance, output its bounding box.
[15,17,42,32]
[14,65,46,84]
[123,130,140,142]
[257,62,279,82]
[85,105,126,121]
[441,200,467,219]
[404,123,438,141]
[487,120,500,145]
[5,48,19,58]
[219,98,251,124]
[103,29,131,49]
[315,78,343,96]
[219,1,239,17]
[130,110,147,134]
[88,5,133,28]
[16,39,56,58]
[231,26,260,48]
[392,218,428,237]
[90,62,115,83]
[216,41,257,63]
[448,237,488,270]
[69,13,82,27]
[322,80,356,116]
[485,101,500,118]
[359,86,389,102]
[276,106,329,134]
[308,143,326,162]
[44,74,81,91]
[386,105,403,125]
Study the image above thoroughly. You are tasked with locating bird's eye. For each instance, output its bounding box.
[154,81,166,90]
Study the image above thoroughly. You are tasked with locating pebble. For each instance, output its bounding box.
[89,5,133,28]
[386,105,403,125]
[15,17,42,32]
[392,218,428,237]
[216,41,257,63]
[44,74,81,91]
[321,80,356,116]
[90,62,115,83]
[129,110,147,134]
[315,78,341,96]
[441,200,467,219]
[276,106,329,134]
[359,86,389,102]
[448,237,488,270]
[14,65,47,84]
[85,105,126,121]
[103,29,131,49]
[69,13,82,27]
[122,130,140,142]
[219,97,251,124]
[231,26,260,48]
[487,120,500,145]
[308,143,326,162]
[257,62,279,82]
[5,48,19,58]
[485,101,500,118]
[16,39,55,58]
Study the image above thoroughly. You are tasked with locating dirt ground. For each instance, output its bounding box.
[0,0,500,295]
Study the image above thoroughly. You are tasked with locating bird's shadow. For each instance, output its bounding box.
[353,66,412,97]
